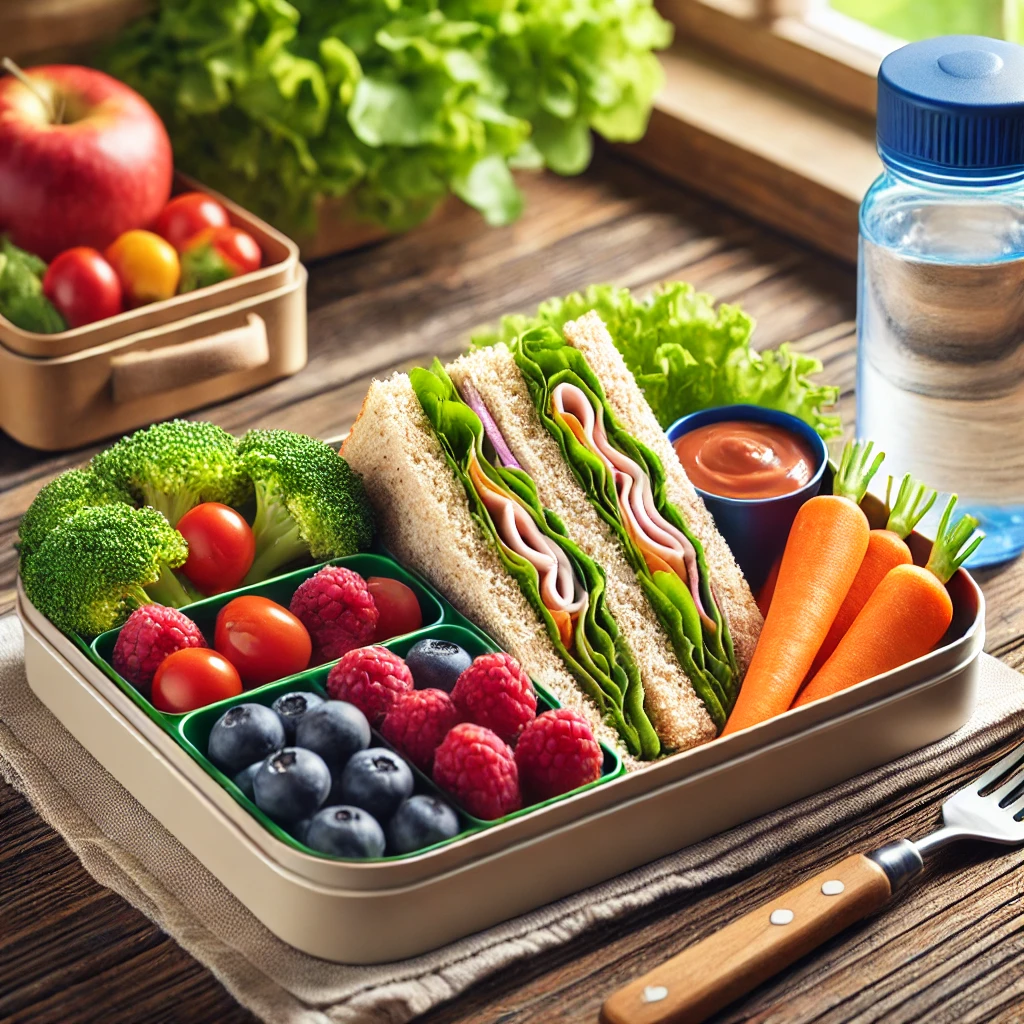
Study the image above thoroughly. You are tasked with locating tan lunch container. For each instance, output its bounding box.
[0,176,308,451]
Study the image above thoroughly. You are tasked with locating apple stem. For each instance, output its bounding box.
[2,57,63,125]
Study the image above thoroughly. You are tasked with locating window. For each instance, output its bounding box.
[659,0,1022,117]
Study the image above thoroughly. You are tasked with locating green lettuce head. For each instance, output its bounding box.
[472,282,842,440]
[103,0,672,233]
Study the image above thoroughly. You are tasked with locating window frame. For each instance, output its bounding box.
[656,0,902,117]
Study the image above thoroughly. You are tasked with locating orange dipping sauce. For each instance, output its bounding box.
[674,420,818,500]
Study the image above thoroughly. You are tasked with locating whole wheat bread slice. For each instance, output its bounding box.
[341,372,639,766]
[561,311,763,672]
[448,345,717,751]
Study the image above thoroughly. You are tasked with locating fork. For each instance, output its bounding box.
[601,739,1024,1024]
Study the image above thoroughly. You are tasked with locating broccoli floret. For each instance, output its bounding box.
[237,429,374,585]
[90,419,251,526]
[18,468,132,561]
[20,503,194,637]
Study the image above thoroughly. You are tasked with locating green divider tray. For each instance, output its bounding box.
[77,549,623,861]
[175,623,620,862]
[88,551,446,728]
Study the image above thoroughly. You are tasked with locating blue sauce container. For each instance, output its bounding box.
[858,35,1024,566]
[666,405,828,592]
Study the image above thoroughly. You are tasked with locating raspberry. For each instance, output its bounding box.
[432,723,521,820]
[326,646,413,725]
[381,688,460,772]
[451,652,536,744]
[112,605,206,693]
[514,709,603,803]
[289,566,378,664]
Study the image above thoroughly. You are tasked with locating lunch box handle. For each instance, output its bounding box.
[110,313,270,403]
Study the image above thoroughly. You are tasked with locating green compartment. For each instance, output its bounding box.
[88,551,447,730]
[175,624,623,861]
[73,546,624,862]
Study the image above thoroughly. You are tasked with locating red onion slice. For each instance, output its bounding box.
[459,379,521,470]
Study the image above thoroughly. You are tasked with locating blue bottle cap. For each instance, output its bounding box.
[878,35,1024,183]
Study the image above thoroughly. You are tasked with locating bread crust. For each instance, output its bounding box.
[448,345,717,751]
[561,310,763,673]
[342,373,638,765]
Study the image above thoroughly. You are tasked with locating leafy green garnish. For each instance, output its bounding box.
[103,0,672,234]
[411,359,660,759]
[0,237,66,334]
[513,325,741,727]
[473,282,841,439]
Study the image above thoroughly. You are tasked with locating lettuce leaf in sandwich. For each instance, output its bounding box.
[513,327,740,728]
[410,359,660,759]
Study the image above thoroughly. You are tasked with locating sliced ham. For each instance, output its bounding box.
[468,455,587,644]
[551,382,714,629]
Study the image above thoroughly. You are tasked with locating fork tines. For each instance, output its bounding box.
[977,742,1024,801]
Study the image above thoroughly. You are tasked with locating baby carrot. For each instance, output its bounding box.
[794,495,982,708]
[722,441,883,736]
[802,474,936,681]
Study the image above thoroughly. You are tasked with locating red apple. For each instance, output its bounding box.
[0,65,173,261]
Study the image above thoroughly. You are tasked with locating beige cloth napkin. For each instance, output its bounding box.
[2,612,1023,1024]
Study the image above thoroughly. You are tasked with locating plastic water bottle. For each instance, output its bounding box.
[857,35,1024,567]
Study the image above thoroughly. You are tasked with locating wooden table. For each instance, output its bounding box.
[3,152,1024,1024]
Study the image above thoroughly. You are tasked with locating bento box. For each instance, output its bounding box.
[17,522,985,963]
[0,176,307,451]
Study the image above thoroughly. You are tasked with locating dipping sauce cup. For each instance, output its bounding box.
[666,405,829,592]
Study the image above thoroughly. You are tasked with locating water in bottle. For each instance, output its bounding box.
[857,36,1024,566]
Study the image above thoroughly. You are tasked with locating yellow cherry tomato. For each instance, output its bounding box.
[104,229,181,306]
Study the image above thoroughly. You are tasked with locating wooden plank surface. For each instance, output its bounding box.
[2,152,1024,1024]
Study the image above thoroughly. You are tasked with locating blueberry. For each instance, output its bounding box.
[253,747,331,824]
[272,691,325,743]
[406,638,473,693]
[295,700,371,774]
[387,795,461,854]
[233,761,262,800]
[208,703,285,776]
[339,748,414,821]
[291,816,313,845]
[304,806,386,859]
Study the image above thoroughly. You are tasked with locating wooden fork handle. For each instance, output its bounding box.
[600,854,891,1024]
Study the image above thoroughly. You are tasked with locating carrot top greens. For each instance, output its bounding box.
[884,474,937,539]
[926,496,984,585]
[833,440,886,505]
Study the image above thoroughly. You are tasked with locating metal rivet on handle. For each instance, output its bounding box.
[642,985,668,1003]
[821,880,845,896]
[770,909,795,925]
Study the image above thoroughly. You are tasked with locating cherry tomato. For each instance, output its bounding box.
[105,229,181,306]
[180,226,262,292]
[154,192,230,252]
[366,577,423,641]
[176,502,256,595]
[215,595,312,687]
[152,648,243,713]
[42,247,123,328]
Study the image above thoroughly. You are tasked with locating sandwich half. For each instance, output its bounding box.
[342,364,660,763]
[447,348,715,751]
[343,312,762,764]
[448,311,761,743]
